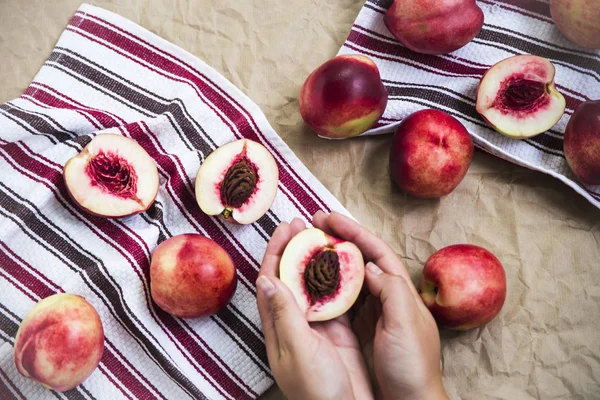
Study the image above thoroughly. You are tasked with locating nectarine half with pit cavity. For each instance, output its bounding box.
[150,234,237,318]
[279,228,364,322]
[476,55,566,139]
[14,293,104,392]
[299,54,388,139]
[418,244,506,331]
[63,133,159,218]
[195,139,278,225]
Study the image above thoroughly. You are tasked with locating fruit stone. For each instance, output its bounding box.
[389,109,474,198]
[476,55,566,139]
[279,228,364,322]
[550,0,600,49]
[563,100,600,185]
[195,139,278,224]
[150,233,237,318]
[299,54,388,139]
[63,133,159,218]
[418,244,506,331]
[384,0,484,55]
[14,293,105,392]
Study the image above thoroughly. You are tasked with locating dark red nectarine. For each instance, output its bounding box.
[564,100,600,185]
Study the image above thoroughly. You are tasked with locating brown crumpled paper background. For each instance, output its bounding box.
[1,0,599,398]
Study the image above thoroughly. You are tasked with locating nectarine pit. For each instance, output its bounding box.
[220,158,258,209]
[86,151,138,199]
[496,77,548,113]
[304,248,340,303]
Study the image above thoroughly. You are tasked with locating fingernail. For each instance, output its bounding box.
[256,276,278,299]
[366,262,383,275]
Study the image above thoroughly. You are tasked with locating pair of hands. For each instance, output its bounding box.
[256,211,448,400]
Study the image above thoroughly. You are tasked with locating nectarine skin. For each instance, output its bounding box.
[418,245,506,331]
[384,0,484,55]
[563,100,600,185]
[150,234,237,318]
[550,0,600,49]
[14,293,104,392]
[299,54,388,139]
[389,109,473,198]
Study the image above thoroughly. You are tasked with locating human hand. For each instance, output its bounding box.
[256,217,374,400]
[313,211,448,400]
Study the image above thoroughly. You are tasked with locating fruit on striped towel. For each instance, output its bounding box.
[389,109,474,198]
[476,55,566,139]
[150,234,237,318]
[299,54,388,139]
[418,244,506,330]
[550,0,600,49]
[63,133,159,218]
[195,139,278,224]
[384,0,484,55]
[279,228,364,322]
[14,293,105,392]
[563,100,600,185]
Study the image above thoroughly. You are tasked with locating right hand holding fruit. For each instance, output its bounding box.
[312,211,449,400]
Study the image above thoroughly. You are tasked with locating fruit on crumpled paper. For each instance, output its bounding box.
[389,109,474,198]
[563,100,600,185]
[279,228,365,321]
[63,133,159,218]
[14,293,105,392]
[384,0,484,55]
[299,54,388,139]
[550,0,600,49]
[150,233,237,318]
[195,139,279,225]
[476,55,566,139]
[418,244,506,330]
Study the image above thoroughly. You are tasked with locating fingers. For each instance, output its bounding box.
[364,262,419,331]
[256,275,310,359]
[260,218,306,278]
[314,211,421,300]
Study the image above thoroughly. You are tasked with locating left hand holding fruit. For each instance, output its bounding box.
[256,217,374,400]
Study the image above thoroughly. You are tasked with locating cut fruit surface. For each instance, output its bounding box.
[279,228,364,322]
[476,55,566,139]
[63,133,159,218]
[195,139,278,225]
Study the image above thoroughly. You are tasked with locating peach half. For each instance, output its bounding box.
[476,55,566,139]
[63,133,159,218]
[279,228,365,322]
[195,139,278,225]
[14,293,104,392]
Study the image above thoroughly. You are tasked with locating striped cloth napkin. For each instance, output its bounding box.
[339,0,600,208]
[0,4,350,400]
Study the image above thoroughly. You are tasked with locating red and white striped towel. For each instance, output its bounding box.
[0,4,351,399]
[339,0,600,208]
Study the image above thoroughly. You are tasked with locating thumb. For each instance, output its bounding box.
[256,275,310,356]
[364,262,420,331]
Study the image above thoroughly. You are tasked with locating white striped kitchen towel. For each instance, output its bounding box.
[339,0,600,208]
[0,4,351,400]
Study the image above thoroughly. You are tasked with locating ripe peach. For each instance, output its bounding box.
[389,109,474,198]
[563,100,600,185]
[384,0,484,55]
[195,139,279,225]
[279,228,364,322]
[299,54,388,139]
[476,55,566,139]
[418,245,506,330]
[13,293,104,392]
[63,133,159,218]
[550,0,600,49]
[150,234,237,318]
